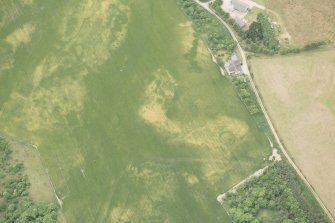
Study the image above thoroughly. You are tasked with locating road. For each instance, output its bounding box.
[194,0,335,221]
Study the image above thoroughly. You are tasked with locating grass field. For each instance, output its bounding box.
[264,0,335,46]
[251,46,335,218]
[0,0,271,222]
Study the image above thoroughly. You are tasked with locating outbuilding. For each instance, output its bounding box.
[224,53,243,75]
[231,0,250,13]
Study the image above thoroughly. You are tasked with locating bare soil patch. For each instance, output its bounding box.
[251,47,335,217]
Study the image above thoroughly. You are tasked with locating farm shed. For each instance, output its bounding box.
[231,0,250,13]
[224,53,243,75]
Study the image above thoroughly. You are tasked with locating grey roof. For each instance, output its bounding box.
[234,16,245,27]
[237,65,243,73]
[225,54,243,74]
[233,60,242,67]
[231,54,239,62]
[225,62,242,74]
[231,0,249,12]
[231,54,242,65]
[225,63,235,73]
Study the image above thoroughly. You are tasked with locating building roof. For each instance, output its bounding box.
[233,16,245,27]
[231,54,242,65]
[231,0,249,12]
[224,54,243,75]
[225,63,235,73]
[224,62,243,74]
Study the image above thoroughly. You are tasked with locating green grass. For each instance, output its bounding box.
[321,98,335,115]
[0,0,270,222]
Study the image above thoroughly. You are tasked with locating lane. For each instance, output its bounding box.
[193,1,335,221]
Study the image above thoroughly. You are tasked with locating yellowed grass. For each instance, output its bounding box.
[58,0,131,67]
[5,23,35,51]
[139,69,181,134]
[32,56,61,87]
[110,207,134,223]
[177,21,209,66]
[139,69,249,152]
[178,22,195,51]
[122,162,177,221]
[21,0,33,5]
[264,0,335,46]
[183,116,248,149]
[251,46,335,216]
[0,57,14,71]
[0,70,86,137]
[186,174,199,185]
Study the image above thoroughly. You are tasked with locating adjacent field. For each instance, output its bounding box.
[0,0,270,222]
[264,0,335,46]
[251,47,335,218]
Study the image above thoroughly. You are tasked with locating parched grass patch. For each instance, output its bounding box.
[0,0,270,222]
[5,23,35,52]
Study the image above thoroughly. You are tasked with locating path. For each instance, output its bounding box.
[193,1,335,221]
[208,47,226,76]
[217,166,268,204]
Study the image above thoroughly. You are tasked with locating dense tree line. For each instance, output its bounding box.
[225,162,330,223]
[0,138,58,223]
[232,78,260,115]
[280,40,328,55]
[231,77,278,148]
[177,0,237,58]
